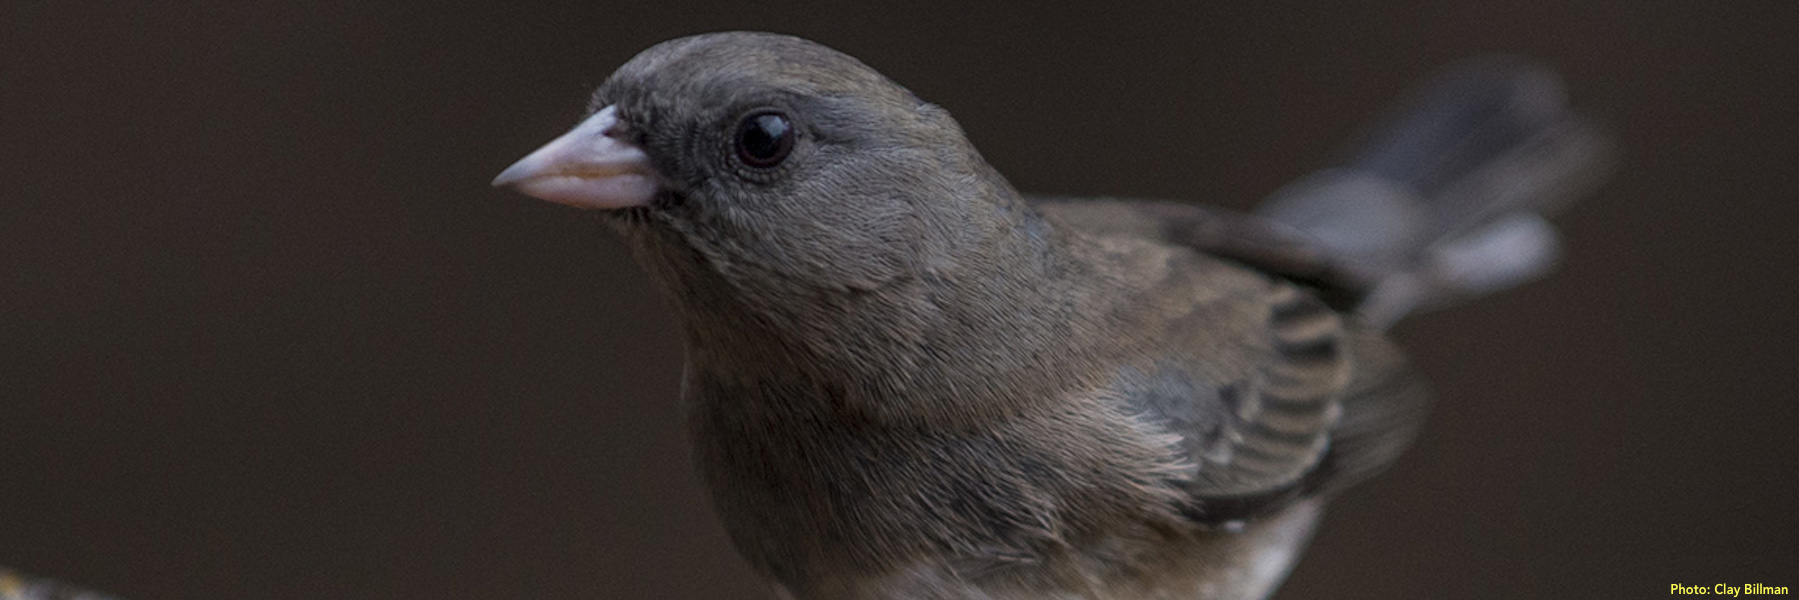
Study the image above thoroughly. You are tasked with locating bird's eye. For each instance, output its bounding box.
[734,111,794,169]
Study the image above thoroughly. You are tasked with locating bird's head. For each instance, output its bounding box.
[494,32,1059,392]
[495,32,1029,295]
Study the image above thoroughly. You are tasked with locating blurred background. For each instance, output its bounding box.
[4,1,1795,598]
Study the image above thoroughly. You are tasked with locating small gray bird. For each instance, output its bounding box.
[494,32,1610,600]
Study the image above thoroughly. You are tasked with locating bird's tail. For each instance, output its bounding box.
[1257,57,1616,328]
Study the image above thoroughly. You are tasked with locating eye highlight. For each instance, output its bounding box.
[734,111,794,169]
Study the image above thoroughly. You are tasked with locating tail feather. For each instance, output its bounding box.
[1258,57,1616,327]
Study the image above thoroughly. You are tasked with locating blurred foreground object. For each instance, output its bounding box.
[0,568,125,600]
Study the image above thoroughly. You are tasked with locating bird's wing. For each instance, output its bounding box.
[1034,197,1430,523]
[1029,197,1381,311]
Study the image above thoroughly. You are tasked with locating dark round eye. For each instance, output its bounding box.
[734,111,794,169]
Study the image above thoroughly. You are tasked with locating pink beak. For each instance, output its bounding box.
[492,105,659,209]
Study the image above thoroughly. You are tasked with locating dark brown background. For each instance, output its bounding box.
[4,1,1795,599]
